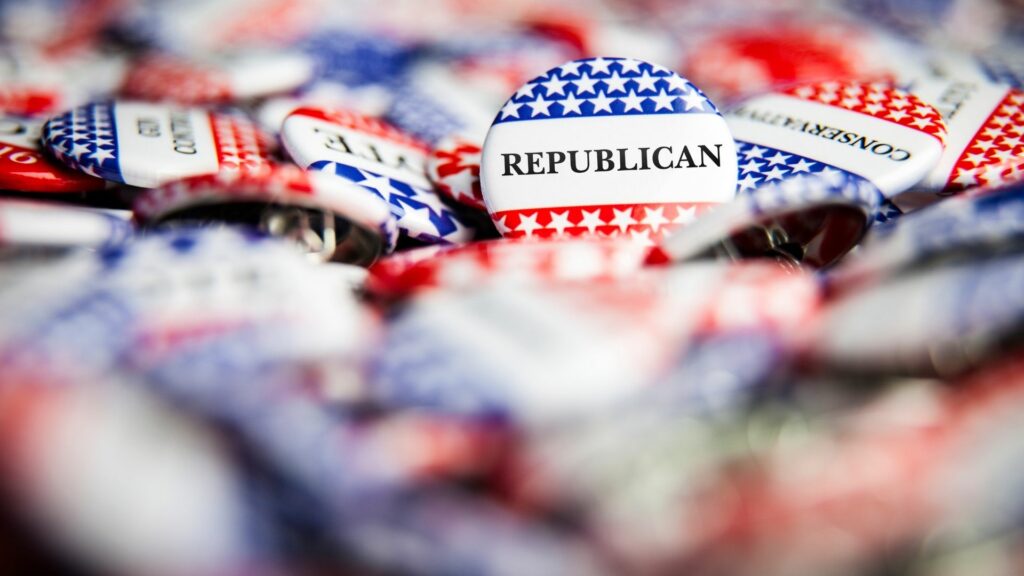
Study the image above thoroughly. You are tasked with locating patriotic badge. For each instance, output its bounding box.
[41,101,274,188]
[134,163,397,264]
[427,135,486,211]
[654,170,883,268]
[281,106,474,246]
[910,76,1024,193]
[121,51,315,105]
[0,115,106,193]
[727,81,947,198]
[480,57,738,244]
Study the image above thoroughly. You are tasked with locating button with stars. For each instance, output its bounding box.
[653,170,883,269]
[281,106,474,246]
[909,76,1024,194]
[727,80,948,199]
[133,163,396,265]
[41,101,274,189]
[0,114,106,194]
[480,57,738,244]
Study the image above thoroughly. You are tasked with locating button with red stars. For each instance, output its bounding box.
[133,163,396,264]
[121,51,315,105]
[727,81,947,199]
[281,106,474,246]
[910,76,1024,194]
[41,101,274,189]
[0,115,106,194]
[480,57,738,244]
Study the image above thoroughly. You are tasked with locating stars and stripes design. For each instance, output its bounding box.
[735,140,840,193]
[782,81,948,145]
[946,89,1024,192]
[41,101,121,183]
[309,160,471,246]
[427,136,485,211]
[121,56,233,104]
[493,57,719,125]
[490,203,714,246]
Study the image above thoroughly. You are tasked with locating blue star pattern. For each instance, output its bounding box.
[385,84,468,146]
[492,57,719,125]
[309,160,472,246]
[41,102,122,183]
[735,140,838,194]
[875,199,904,224]
[735,140,884,221]
[977,49,1024,89]
[747,167,883,221]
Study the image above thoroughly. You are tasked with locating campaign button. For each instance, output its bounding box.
[0,115,105,193]
[910,76,1024,193]
[41,101,274,188]
[480,57,738,242]
[427,135,485,211]
[655,169,883,268]
[121,51,315,104]
[727,81,947,198]
[282,106,474,246]
[133,163,396,264]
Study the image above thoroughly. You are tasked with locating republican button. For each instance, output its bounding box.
[41,101,274,189]
[909,76,1024,194]
[726,81,947,199]
[480,57,738,243]
[0,115,106,193]
[282,106,474,246]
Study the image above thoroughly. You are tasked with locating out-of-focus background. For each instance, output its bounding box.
[0,1,1023,575]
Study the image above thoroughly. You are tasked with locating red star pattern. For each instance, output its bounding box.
[946,89,1024,192]
[781,81,947,145]
[289,107,430,152]
[209,113,274,176]
[696,263,821,333]
[427,137,485,210]
[121,56,234,104]
[491,202,716,245]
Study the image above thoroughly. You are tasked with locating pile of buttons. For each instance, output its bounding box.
[1,1,1024,574]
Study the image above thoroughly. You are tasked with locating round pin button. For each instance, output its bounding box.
[727,81,948,199]
[121,51,315,104]
[41,101,274,188]
[480,57,738,243]
[134,163,396,264]
[910,76,1024,194]
[654,169,883,269]
[281,106,474,246]
[0,115,106,194]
